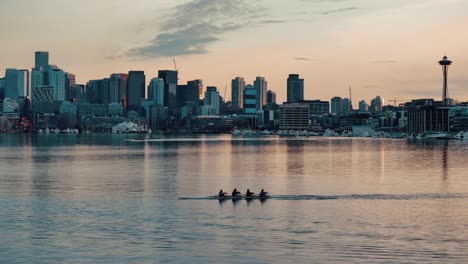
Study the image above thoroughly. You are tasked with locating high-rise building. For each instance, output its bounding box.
[359,100,368,112]
[158,70,178,109]
[109,73,128,106]
[287,74,304,103]
[186,79,203,104]
[331,96,343,115]
[244,84,256,114]
[0,78,5,100]
[65,73,76,101]
[35,51,49,70]
[342,98,350,115]
[267,90,277,104]
[370,96,383,112]
[254,76,267,110]
[148,78,164,106]
[4,69,29,99]
[48,66,66,101]
[127,71,145,112]
[231,77,245,110]
[202,86,220,115]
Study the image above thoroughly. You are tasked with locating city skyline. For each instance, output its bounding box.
[1,0,468,103]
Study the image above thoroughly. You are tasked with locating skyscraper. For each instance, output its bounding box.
[202,86,220,115]
[48,66,66,101]
[148,78,164,106]
[342,98,350,115]
[158,70,178,110]
[243,84,257,114]
[186,80,202,104]
[370,96,383,112]
[267,90,277,104]
[359,100,368,112]
[4,69,29,99]
[254,76,267,110]
[35,51,49,70]
[231,77,245,110]
[287,74,304,103]
[110,73,128,106]
[127,71,146,112]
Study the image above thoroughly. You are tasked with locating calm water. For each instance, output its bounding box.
[1,134,468,263]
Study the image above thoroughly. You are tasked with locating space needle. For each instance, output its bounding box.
[438,55,452,107]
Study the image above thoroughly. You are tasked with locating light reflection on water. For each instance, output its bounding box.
[1,134,468,263]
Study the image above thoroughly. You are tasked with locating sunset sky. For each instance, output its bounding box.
[1,0,467,104]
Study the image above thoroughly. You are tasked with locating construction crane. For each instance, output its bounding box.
[388,97,409,106]
[349,85,353,111]
[172,58,179,81]
[172,58,178,72]
[224,83,227,100]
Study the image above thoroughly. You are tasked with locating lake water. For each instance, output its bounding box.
[1,134,468,263]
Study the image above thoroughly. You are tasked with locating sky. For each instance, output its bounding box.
[1,0,468,105]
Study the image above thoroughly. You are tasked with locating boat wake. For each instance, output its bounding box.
[179,193,468,201]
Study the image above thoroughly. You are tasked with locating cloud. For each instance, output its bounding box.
[294,57,313,61]
[371,60,397,64]
[126,0,264,58]
[260,20,288,24]
[322,7,358,15]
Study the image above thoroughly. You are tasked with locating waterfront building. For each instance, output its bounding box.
[150,104,168,130]
[406,99,449,133]
[127,71,145,113]
[231,77,245,110]
[267,90,277,104]
[287,74,304,103]
[86,79,110,105]
[108,102,124,117]
[59,101,78,129]
[77,102,107,118]
[359,100,368,112]
[279,102,310,130]
[254,77,267,110]
[331,97,343,115]
[299,100,329,116]
[2,98,19,113]
[243,84,257,114]
[158,70,178,110]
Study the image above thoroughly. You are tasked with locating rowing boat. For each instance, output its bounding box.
[210,195,271,200]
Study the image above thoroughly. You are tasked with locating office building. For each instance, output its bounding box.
[287,74,304,103]
[35,51,49,70]
[244,85,257,114]
[343,98,351,115]
[331,97,343,115]
[231,77,245,110]
[127,71,145,112]
[359,100,368,112]
[279,102,310,130]
[370,96,383,112]
[148,78,164,106]
[4,69,29,99]
[254,76,267,110]
[267,90,276,104]
[158,70,178,109]
[109,73,128,106]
